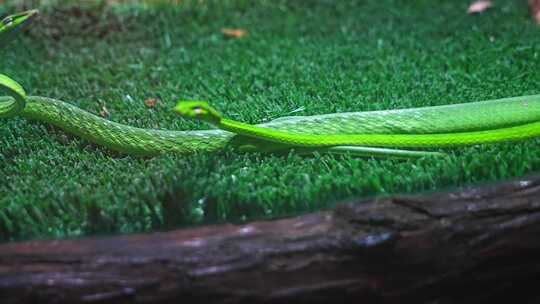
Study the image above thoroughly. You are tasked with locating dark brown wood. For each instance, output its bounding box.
[2,176,540,303]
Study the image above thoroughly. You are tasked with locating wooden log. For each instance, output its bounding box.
[2,176,540,303]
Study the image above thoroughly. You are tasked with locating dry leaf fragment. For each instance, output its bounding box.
[467,0,492,14]
[145,98,159,108]
[221,28,248,39]
[99,105,110,118]
[530,0,540,25]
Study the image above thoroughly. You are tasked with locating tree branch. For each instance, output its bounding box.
[2,176,540,303]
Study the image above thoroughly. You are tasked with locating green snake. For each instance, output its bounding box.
[3,10,540,158]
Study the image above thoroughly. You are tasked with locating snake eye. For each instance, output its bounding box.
[193,106,203,114]
[3,17,13,26]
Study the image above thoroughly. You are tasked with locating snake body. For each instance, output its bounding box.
[175,99,540,150]
[3,10,540,158]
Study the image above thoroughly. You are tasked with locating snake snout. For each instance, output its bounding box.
[174,100,222,125]
[2,17,13,27]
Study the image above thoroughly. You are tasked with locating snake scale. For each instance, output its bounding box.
[2,10,540,158]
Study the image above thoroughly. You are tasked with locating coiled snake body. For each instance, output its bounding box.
[2,10,540,158]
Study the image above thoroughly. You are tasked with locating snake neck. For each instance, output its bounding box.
[219,118,290,142]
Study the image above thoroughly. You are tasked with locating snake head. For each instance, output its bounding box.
[0,10,38,46]
[174,101,222,125]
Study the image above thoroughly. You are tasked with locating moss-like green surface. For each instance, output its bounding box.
[1,0,540,241]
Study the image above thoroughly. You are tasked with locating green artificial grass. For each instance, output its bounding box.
[1,0,540,241]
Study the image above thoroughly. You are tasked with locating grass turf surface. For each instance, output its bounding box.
[1,0,540,241]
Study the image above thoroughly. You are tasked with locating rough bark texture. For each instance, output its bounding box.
[2,176,540,303]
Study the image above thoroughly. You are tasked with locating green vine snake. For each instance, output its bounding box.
[2,10,540,158]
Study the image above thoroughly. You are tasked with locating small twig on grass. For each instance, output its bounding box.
[221,28,248,39]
